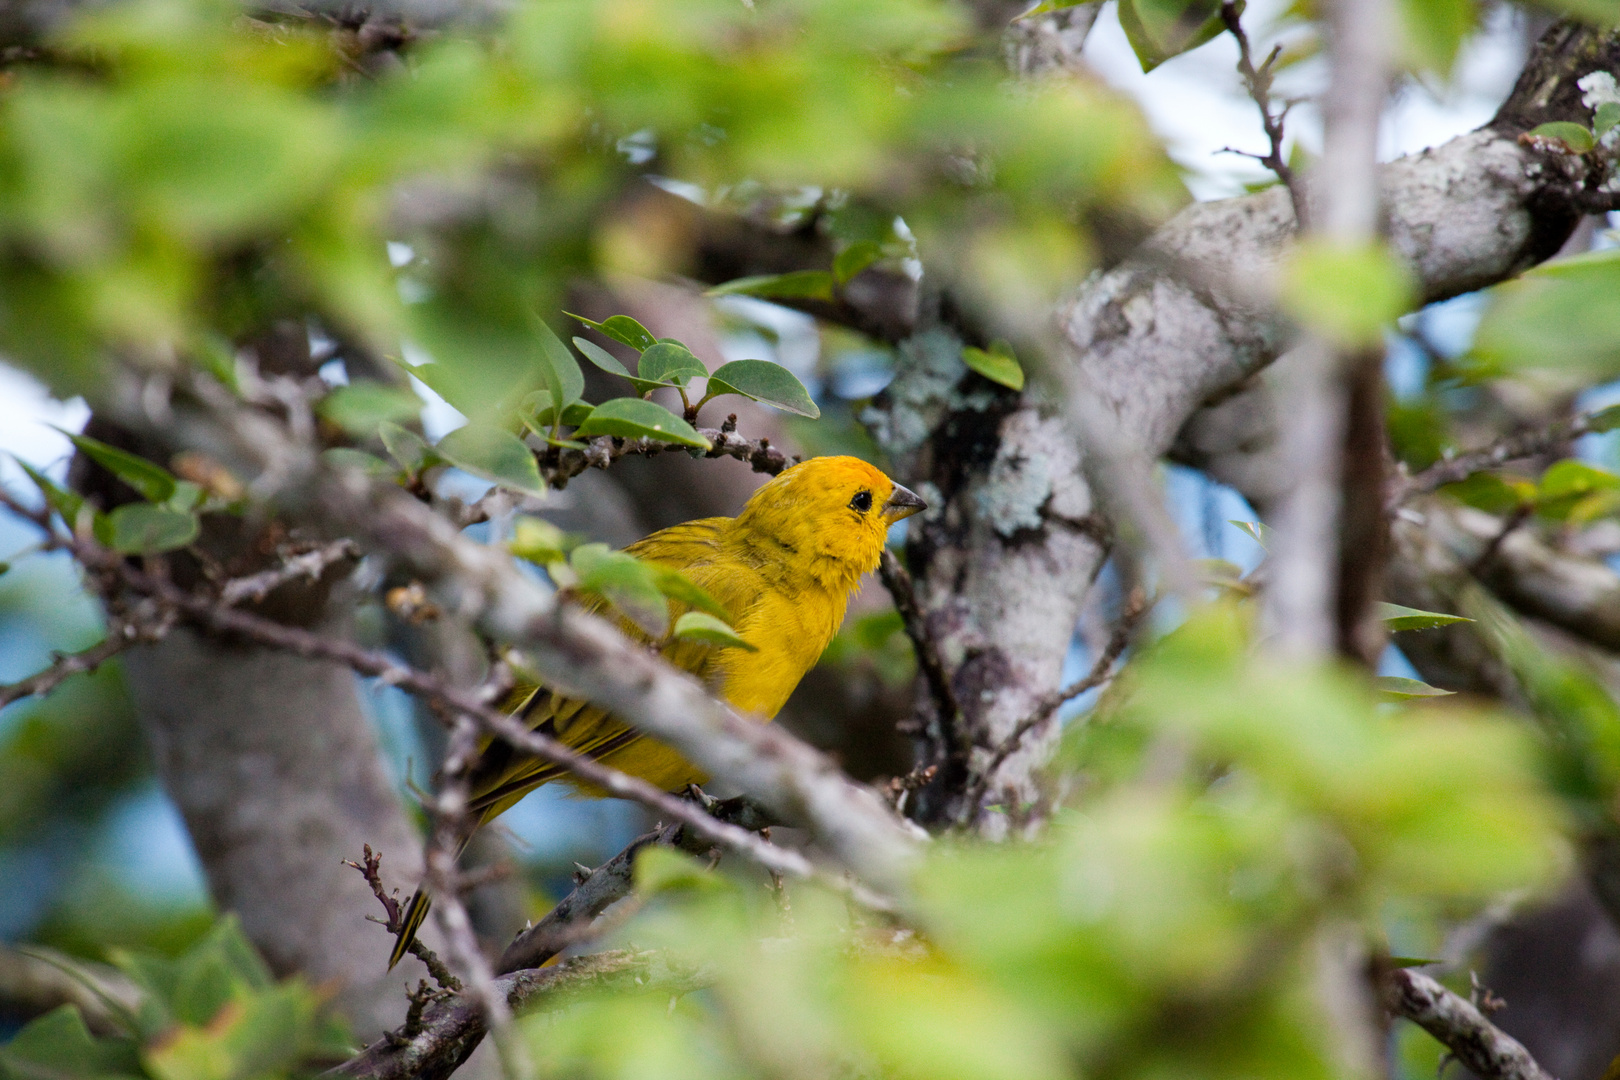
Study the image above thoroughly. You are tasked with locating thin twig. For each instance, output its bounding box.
[1383,968,1556,1080]
[878,550,963,752]
[1394,412,1600,510]
[342,846,460,992]
[961,590,1148,820]
[0,609,172,709]
[220,539,360,606]
[1220,2,1308,228]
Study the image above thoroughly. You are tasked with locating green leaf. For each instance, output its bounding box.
[566,312,657,351]
[1595,101,1620,138]
[17,459,89,528]
[510,516,567,565]
[637,342,708,388]
[703,359,821,418]
[650,566,731,621]
[1282,240,1416,348]
[1116,0,1229,72]
[705,270,836,301]
[1589,404,1620,433]
[1440,472,1533,515]
[1227,520,1270,550]
[672,610,758,651]
[317,381,421,435]
[531,313,586,410]
[961,342,1025,391]
[0,1006,144,1080]
[436,425,545,496]
[834,240,883,284]
[321,448,397,478]
[1475,248,1620,372]
[96,503,200,555]
[573,399,711,448]
[633,845,730,895]
[1537,459,1620,520]
[64,430,176,504]
[1374,675,1456,700]
[1527,121,1595,153]
[1377,602,1473,632]
[520,391,596,430]
[570,543,668,635]
[1395,0,1474,73]
[572,336,635,379]
[378,422,433,476]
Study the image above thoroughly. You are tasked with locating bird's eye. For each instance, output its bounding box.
[849,490,873,513]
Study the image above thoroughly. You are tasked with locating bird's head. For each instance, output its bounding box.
[734,455,926,589]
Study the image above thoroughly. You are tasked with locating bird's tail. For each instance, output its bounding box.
[388,887,433,971]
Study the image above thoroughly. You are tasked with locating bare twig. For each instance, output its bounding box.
[342,846,460,992]
[1394,412,1600,509]
[422,715,530,1080]
[878,550,964,758]
[0,629,140,709]
[960,590,1148,820]
[1220,1,1308,228]
[1383,968,1557,1080]
[528,416,796,496]
[220,539,360,606]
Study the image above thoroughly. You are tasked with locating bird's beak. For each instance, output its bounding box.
[883,484,927,523]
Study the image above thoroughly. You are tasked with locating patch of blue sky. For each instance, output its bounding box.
[491,782,648,869]
[0,844,63,939]
[89,781,209,907]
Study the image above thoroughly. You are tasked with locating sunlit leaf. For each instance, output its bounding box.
[704,359,821,418]
[960,342,1025,391]
[1282,240,1416,348]
[570,543,667,635]
[651,567,731,621]
[1527,121,1595,153]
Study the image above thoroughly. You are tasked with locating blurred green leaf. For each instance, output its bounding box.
[1116,0,1229,72]
[705,271,835,301]
[573,399,710,448]
[1227,519,1270,549]
[1396,0,1475,72]
[834,240,883,284]
[94,504,199,555]
[566,313,657,352]
[17,459,91,529]
[531,313,587,411]
[1536,459,1620,520]
[570,543,668,635]
[672,611,756,651]
[1441,471,1534,514]
[1595,101,1620,137]
[1373,676,1456,699]
[435,425,545,496]
[510,516,567,565]
[316,382,421,436]
[1527,121,1595,152]
[649,566,731,621]
[1282,240,1416,348]
[703,359,821,418]
[1476,248,1620,372]
[0,1005,144,1080]
[63,431,176,504]
[637,342,708,389]
[1378,602,1472,631]
[378,422,433,477]
[1588,403,1620,433]
[960,342,1024,392]
[320,447,397,478]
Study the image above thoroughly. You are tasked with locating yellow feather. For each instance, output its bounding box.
[386,455,923,970]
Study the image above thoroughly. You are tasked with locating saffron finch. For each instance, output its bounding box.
[389,455,925,969]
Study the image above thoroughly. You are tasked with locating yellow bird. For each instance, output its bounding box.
[389,455,926,969]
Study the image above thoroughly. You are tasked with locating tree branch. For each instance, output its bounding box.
[1219,1,1308,227]
[1393,412,1601,508]
[1383,968,1557,1080]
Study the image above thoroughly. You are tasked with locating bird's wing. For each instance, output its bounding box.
[466,516,755,818]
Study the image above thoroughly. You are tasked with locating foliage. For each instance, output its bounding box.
[0,917,352,1080]
[514,605,1567,1080]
